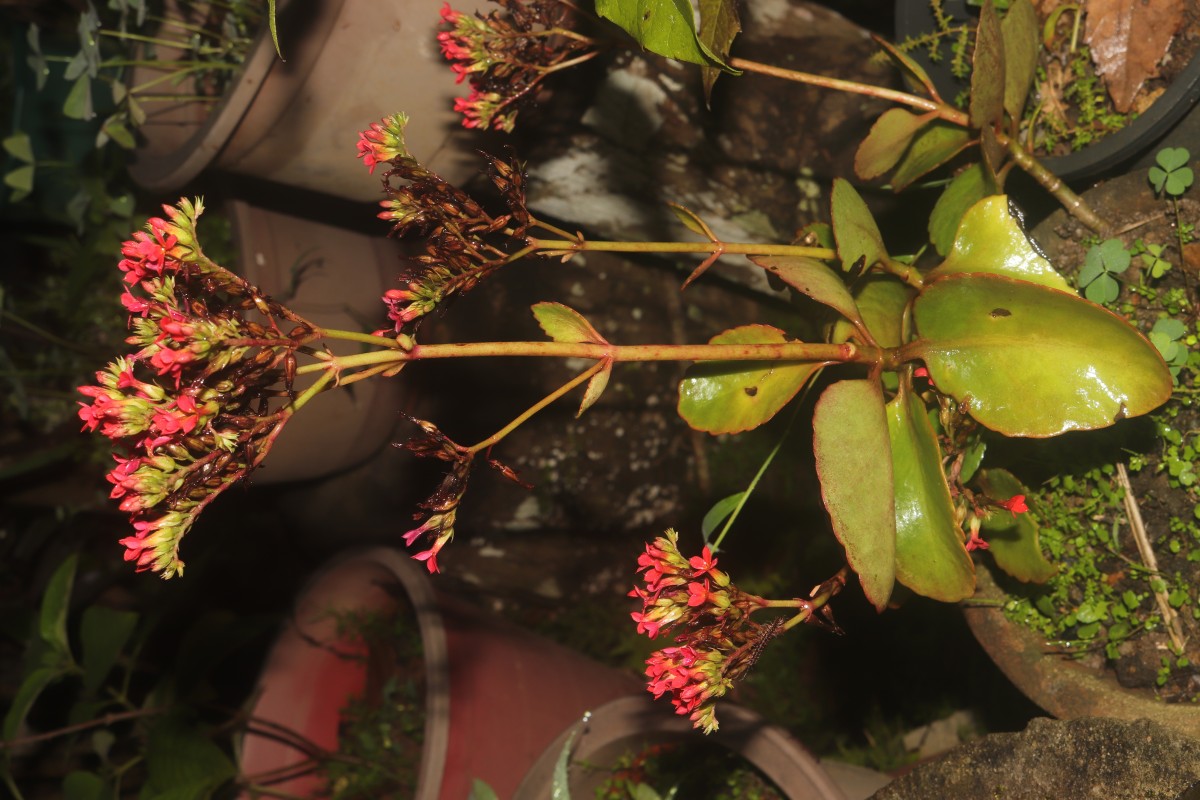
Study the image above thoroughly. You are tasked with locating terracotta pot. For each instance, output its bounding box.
[225,199,405,483]
[514,695,850,800]
[129,0,490,200]
[964,565,1200,740]
[239,547,642,799]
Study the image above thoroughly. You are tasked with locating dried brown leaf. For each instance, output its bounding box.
[1084,0,1184,113]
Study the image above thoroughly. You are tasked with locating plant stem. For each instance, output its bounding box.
[0,707,164,751]
[468,360,606,453]
[1003,139,1108,234]
[532,236,836,261]
[296,339,867,375]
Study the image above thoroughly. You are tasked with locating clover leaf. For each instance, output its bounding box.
[1149,147,1194,197]
[1076,238,1130,304]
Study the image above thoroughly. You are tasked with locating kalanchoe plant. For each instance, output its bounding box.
[78,0,1176,734]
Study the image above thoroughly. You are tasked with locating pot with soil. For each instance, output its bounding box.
[239,547,642,799]
[514,695,851,800]
[128,0,491,200]
[961,165,1200,737]
[893,0,1200,180]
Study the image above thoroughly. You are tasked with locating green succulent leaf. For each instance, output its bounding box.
[596,0,733,68]
[749,255,865,330]
[532,302,607,344]
[829,277,913,348]
[912,273,1173,436]
[831,178,887,273]
[970,0,1006,129]
[927,195,1071,290]
[976,468,1056,583]
[887,383,975,601]
[813,379,895,610]
[678,325,824,434]
[855,109,935,180]
[928,164,993,257]
[1000,0,1038,119]
[889,121,972,190]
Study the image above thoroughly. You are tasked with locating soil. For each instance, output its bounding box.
[1020,169,1200,701]
[1028,0,1200,158]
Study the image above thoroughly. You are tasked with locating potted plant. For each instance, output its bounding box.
[240,547,643,799]
[892,0,1200,181]
[958,155,1200,738]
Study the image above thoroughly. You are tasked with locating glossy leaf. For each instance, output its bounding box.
[970,0,1006,129]
[678,325,824,434]
[831,178,887,273]
[887,384,975,601]
[977,469,1057,583]
[889,121,971,190]
[596,0,730,68]
[928,165,988,256]
[812,379,895,610]
[829,276,913,348]
[1000,0,1039,118]
[912,273,1173,436]
[855,109,935,180]
[926,195,1071,290]
[749,255,865,330]
[532,302,607,344]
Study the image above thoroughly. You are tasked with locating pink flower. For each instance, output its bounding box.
[689,546,719,579]
[1000,494,1028,514]
[356,113,410,174]
[913,366,935,386]
[965,533,989,552]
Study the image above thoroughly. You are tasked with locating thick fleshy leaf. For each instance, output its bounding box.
[831,178,887,273]
[829,277,913,348]
[926,195,1071,290]
[532,302,607,344]
[1000,0,1039,119]
[812,379,895,610]
[970,0,1006,129]
[678,325,823,434]
[889,122,972,190]
[749,255,865,330]
[596,0,730,68]
[855,109,936,180]
[887,384,975,601]
[911,273,1173,436]
[928,164,993,257]
[977,469,1057,583]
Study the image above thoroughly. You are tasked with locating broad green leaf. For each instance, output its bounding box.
[798,221,836,251]
[830,277,914,348]
[911,274,1173,436]
[63,75,94,121]
[532,302,607,344]
[81,606,139,694]
[748,255,865,330]
[1000,0,1038,119]
[928,164,993,256]
[855,109,935,180]
[701,491,746,540]
[40,552,78,658]
[970,0,1005,129]
[596,0,727,68]
[1157,146,1191,171]
[873,35,940,100]
[926,195,1071,290]
[678,325,823,434]
[889,122,971,190]
[63,771,105,800]
[977,468,1056,583]
[141,715,236,799]
[812,379,895,610]
[698,0,740,99]
[887,384,975,601]
[3,133,32,163]
[831,178,887,273]
[3,665,67,740]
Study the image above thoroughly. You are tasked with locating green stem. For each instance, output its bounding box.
[319,328,403,348]
[285,367,338,415]
[1003,139,1108,234]
[98,29,232,54]
[531,237,837,260]
[467,360,606,453]
[295,340,867,375]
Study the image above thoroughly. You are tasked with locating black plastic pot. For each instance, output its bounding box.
[893,0,1200,182]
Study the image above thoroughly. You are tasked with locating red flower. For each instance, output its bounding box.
[999,494,1028,514]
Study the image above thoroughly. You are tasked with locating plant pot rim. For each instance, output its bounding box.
[963,564,1200,739]
[892,0,1200,181]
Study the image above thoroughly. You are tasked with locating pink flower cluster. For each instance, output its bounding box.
[630,530,759,733]
[356,113,411,174]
